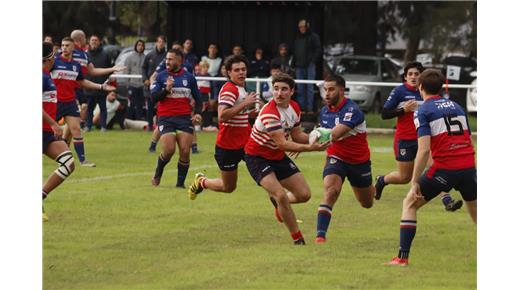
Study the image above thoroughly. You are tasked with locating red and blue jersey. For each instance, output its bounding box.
[42,69,58,132]
[73,45,90,75]
[320,97,370,164]
[50,56,84,102]
[150,68,200,117]
[383,83,423,140]
[414,96,475,170]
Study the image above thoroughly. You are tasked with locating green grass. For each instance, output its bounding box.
[43,131,476,289]
[364,113,477,132]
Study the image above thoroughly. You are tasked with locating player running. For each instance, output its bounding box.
[188,55,258,200]
[150,48,202,188]
[312,75,375,244]
[375,62,462,212]
[385,69,476,266]
[42,42,75,222]
[51,37,115,167]
[243,73,329,245]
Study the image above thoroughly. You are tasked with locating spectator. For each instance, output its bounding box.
[293,19,321,114]
[261,63,282,103]
[196,61,217,131]
[43,35,53,43]
[85,34,113,131]
[183,38,199,72]
[271,43,294,76]
[249,47,270,78]
[92,91,149,130]
[231,44,245,57]
[142,35,167,131]
[201,43,222,77]
[125,39,146,121]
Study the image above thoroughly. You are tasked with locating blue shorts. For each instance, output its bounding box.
[244,154,300,185]
[214,145,244,171]
[323,157,373,188]
[394,139,418,162]
[42,131,58,153]
[56,100,80,120]
[157,115,194,135]
[419,167,477,202]
[76,88,88,105]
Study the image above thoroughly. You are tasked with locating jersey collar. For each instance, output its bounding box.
[59,55,72,62]
[425,95,442,102]
[404,82,417,91]
[168,67,185,77]
[327,97,347,112]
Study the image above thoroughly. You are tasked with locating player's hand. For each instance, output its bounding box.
[166,78,174,92]
[410,182,424,201]
[243,92,259,108]
[144,79,151,87]
[102,83,116,92]
[51,124,63,139]
[309,141,331,151]
[191,114,202,124]
[403,100,418,112]
[112,65,126,73]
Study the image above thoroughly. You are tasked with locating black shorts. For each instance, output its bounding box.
[244,154,300,185]
[157,115,194,135]
[394,139,418,162]
[42,131,59,153]
[214,145,244,171]
[76,88,88,105]
[322,157,373,188]
[56,100,80,120]
[419,167,477,202]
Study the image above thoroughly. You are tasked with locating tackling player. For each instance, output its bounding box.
[42,42,75,221]
[244,73,329,245]
[188,55,258,200]
[313,75,375,244]
[150,48,202,188]
[375,62,462,212]
[385,69,476,266]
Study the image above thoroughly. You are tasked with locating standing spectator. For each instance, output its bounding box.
[183,38,199,73]
[85,34,113,131]
[249,47,270,78]
[43,35,53,43]
[142,35,167,131]
[201,43,222,77]
[196,61,217,131]
[261,64,282,103]
[231,44,245,57]
[293,19,321,114]
[271,43,294,76]
[125,39,146,121]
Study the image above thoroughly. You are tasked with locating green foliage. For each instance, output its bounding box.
[43,131,476,289]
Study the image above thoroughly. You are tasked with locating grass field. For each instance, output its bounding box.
[43,130,476,289]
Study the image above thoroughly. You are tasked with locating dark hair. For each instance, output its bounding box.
[403,61,425,81]
[43,42,54,60]
[61,36,74,43]
[134,39,145,52]
[223,54,249,72]
[324,74,346,89]
[167,48,184,58]
[418,69,445,95]
[270,63,282,70]
[272,72,295,89]
[89,34,101,41]
[157,35,166,42]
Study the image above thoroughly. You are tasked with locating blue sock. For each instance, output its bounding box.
[154,154,170,178]
[191,143,198,153]
[73,137,86,162]
[441,194,453,206]
[316,204,333,238]
[398,220,417,259]
[177,160,189,186]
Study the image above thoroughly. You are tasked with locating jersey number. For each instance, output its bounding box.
[443,116,464,135]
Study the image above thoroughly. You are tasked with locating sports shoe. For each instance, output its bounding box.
[152,176,161,186]
[148,147,156,153]
[374,175,386,200]
[294,238,306,245]
[176,184,186,189]
[274,207,283,223]
[188,173,206,200]
[315,236,326,244]
[384,257,409,266]
[445,199,464,212]
[80,160,96,167]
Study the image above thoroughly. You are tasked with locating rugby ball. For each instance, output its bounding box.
[308,127,332,144]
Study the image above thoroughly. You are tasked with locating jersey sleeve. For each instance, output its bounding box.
[260,110,282,132]
[150,73,164,95]
[218,84,239,107]
[383,87,401,109]
[414,109,431,137]
[76,64,84,81]
[338,106,364,129]
[155,59,166,73]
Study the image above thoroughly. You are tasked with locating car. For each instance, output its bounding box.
[325,55,402,112]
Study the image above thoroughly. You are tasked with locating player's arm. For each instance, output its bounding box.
[77,79,115,91]
[42,109,62,138]
[218,92,257,122]
[270,129,328,152]
[331,123,352,142]
[150,75,169,103]
[87,63,125,77]
[381,88,405,119]
[289,126,309,144]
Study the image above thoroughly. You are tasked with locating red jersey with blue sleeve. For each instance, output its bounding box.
[51,56,84,102]
[245,100,301,160]
[216,82,252,149]
[150,68,200,117]
[42,69,58,132]
[383,83,423,140]
[73,45,90,75]
[320,98,370,164]
[414,96,475,170]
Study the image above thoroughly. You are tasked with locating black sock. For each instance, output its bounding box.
[149,140,157,150]
[154,154,170,178]
[176,159,189,186]
[269,197,278,208]
[42,190,48,200]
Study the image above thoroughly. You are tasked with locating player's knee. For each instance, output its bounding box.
[221,184,236,193]
[324,187,340,203]
[272,191,289,206]
[400,174,412,184]
[360,199,373,209]
[54,151,75,179]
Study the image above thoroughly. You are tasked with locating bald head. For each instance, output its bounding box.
[70,29,86,46]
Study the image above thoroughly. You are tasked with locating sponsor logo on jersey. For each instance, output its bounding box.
[343,112,353,121]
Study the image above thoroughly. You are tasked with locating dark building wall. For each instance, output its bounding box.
[167,1,324,62]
